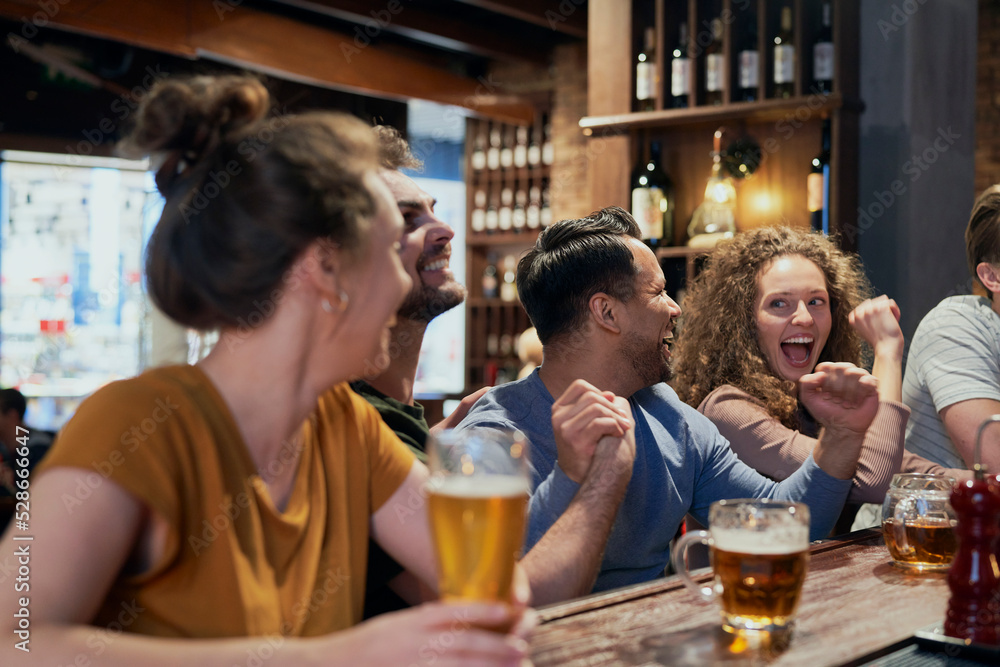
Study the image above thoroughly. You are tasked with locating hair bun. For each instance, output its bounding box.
[119,76,270,192]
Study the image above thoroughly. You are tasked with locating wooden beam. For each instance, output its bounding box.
[586,0,631,211]
[269,0,551,64]
[451,0,587,39]
[0,0,536,124]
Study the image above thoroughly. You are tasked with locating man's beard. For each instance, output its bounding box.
[397,280,467,323]
[621,329,672,389]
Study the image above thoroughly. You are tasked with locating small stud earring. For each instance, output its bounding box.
[338,289,349,311]
[321,298,334,313]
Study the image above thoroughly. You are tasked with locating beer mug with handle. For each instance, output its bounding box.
[671,499,810,636]
[881,473,957,572]
[426,428,530,610]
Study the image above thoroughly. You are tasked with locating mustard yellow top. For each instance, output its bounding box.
[38,365,415,637]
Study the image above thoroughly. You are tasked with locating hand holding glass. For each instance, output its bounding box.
[426,429,529,607]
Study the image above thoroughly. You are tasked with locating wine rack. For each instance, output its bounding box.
[464,115,553,392]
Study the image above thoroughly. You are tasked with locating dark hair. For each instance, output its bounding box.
[373,125,423,171]
[516,206,641,345]
[118,75,379,330]
[672,226,871,429]
[966,184,1000,298]
[0,389,27,421]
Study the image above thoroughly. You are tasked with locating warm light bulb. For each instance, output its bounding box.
[754,192,774,213]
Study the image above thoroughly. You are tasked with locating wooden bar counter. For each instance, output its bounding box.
[530,529,951,666]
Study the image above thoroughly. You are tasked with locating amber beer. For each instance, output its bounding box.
[711,529,809,631]
[428,474,528,603]
[882,517,957,570]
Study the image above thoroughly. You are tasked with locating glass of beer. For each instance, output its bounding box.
[425,429,529,613]
[881,473,957,572]
[671,499,810,636]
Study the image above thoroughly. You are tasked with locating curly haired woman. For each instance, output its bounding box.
[672,227,968,528]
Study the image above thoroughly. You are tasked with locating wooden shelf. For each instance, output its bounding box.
[654,245,709,260]
[467,231,540,247]
[466,298,524,308]
[580,93,845,132]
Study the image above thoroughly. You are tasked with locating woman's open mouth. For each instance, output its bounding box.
[780,334,814,367]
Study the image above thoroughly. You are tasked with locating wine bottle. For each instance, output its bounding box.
[813,2,834,94]
[636,26,657,112]
[630,140,675,247]
[500,254,518,302]
[485,188,499,233]
[774,6,795,99]
[498,186,513,232]
[705,19,724,106]
[527,122,541,166]
[542,115,554,165]
[514,126,528,167]
[471,189,487,233]
[807,119,831,234]
[671,23,690,108]
[487,123,501,170]
[737,20,759,102]
[482,253,499,299]
[512,188,527,232]
[471,123,486,171]
[526,184,541,229]
[540,179,552,227]
[500,125,513,169]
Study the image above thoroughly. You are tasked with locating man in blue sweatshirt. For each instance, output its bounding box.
[456,206,879,601]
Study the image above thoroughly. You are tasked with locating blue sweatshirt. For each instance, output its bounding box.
[455,370,851,592]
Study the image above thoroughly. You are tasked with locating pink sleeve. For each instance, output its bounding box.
[698,385,908,504]
[900,449,973,482]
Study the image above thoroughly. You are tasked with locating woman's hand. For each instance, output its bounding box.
[848,295,905,402]
[331,602,531,666]
[849,296,903,358]
[800,362,880,435]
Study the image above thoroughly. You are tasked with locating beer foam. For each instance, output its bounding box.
[430,475,530,498]
[711,527,808,555]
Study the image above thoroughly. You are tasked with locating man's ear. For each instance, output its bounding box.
[588,292,622,334]
[976,262,1000,295]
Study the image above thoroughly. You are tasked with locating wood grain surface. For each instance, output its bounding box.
[530,530,950,666]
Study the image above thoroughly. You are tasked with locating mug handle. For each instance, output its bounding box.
[670,530,716,603]
[893,497,916,557]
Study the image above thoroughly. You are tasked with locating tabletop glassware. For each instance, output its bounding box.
[425,428,530,613]
[881,473,958,572]
[671,499,810,638]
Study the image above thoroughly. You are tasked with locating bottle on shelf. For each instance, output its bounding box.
[498,185,514,232]
[688,129,737,243]
[636,26,657,112]
[527,121,542,166]
[630,140,675,247]
[514,125,528,168]
[540,179,552,227]
[512,188,527,232]
[813,2,834,94]
[542,115,554,165]
[704,18,724,106]
[526,184,541,230]
[500,254,518,302]
[487,123,501,170]
[482,253,499,299]
[471,189,487,233]
[774,6,795,99]
[500,125,514,169]
[808,118,831,234]
[737,19,759,102]
[471,123,487,171]
[671,22,690,108]
[485,188,499,233]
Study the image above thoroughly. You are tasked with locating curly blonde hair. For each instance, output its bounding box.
[671,226,872,429]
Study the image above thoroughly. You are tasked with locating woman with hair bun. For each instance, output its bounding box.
[671,226,969,530]
[0,76,528,665]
